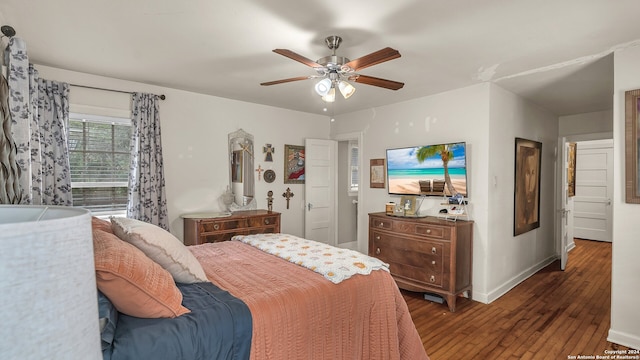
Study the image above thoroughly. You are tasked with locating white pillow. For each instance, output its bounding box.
[110,217,208,284]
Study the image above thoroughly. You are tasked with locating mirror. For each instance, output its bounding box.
[625,90,640,203]
[227,129,256,211]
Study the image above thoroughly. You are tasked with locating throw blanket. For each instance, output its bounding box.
[232,233,389,284]
[108,282,252,360]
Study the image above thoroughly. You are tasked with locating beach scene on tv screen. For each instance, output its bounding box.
[387,143,467,197]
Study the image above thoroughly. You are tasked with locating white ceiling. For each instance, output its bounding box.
[1,0,638,116]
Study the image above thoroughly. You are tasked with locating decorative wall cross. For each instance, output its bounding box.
[263,144,275,162]
[255,165,264,181]
[282,187,294,209]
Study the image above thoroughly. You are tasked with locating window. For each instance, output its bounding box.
[349,141,359,194]
[68,113,131,216]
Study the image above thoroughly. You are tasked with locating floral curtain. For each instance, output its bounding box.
[4,37,72,205]
[0,73,22,204]
[127,93,169,230]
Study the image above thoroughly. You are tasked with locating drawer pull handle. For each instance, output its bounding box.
[378,222,384,228]
[376,236,381,240]
[426,229,431,234]
[375,248,381,255]
[431,247,437,254]
[213,224,219,230]
[264,219,270,225]
[430,275,436,283]
[431,260,436,265]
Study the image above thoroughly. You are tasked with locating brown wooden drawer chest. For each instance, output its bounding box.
[368,212,473,311]
[183,210,280,246]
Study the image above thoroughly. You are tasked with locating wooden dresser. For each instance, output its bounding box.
[183,210,280,246]
[368,212,473,312]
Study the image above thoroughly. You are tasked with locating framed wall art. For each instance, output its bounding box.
[625,89,640,203]
[284,144,305,184]
[567,142,576,197]
[514,137,542,236]
[370,159,385,188]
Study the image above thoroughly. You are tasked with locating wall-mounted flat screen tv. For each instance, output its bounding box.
[386,142,468,197]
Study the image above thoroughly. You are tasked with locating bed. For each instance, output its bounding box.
[93,217,429,360]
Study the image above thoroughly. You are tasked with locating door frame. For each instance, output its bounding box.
[333,131,364,251]
[554,131,612,266]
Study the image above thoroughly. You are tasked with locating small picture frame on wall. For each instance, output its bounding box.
[284,144,305,184]
[370,159,386,188]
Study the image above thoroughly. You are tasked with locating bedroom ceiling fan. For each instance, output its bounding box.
[260,35,404,103]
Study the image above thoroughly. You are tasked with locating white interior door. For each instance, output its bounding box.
[304,138,337,245]
[573,140,613,242]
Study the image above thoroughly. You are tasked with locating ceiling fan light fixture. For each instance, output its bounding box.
[314,78,332,96]
[321,87,336,103]
[338,81,356,99]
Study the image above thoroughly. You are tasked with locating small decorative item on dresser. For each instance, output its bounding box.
[267,190,274,212]
[282,187,294,209]
[385,202,395,215]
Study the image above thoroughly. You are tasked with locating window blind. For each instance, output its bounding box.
[68,114,131,213]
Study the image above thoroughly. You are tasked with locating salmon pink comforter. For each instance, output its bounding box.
[189,240,429,360]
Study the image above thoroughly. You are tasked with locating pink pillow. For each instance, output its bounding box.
[92,217,113,234]
[93,230,190,318]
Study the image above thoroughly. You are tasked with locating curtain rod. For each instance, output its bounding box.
[69,84,166,100]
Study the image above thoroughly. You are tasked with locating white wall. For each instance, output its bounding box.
[331,82,559,304]
[559,110,613,136]
[609,45,640,349]
[332,83,492,300]
[35,65,329,241]
[486,84,559,302]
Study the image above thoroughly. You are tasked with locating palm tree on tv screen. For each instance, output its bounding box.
[416,143,461,196]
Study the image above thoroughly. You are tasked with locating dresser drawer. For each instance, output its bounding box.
[372,232,444,265]
[370,216,393,230]
[392,221,450,240]
[248,215,279,228]
[371,231,444,286]
[200,219,246,232]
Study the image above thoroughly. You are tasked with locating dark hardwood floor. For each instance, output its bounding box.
[403,239,635,359]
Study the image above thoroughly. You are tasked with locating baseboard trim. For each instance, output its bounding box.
[608,329,640,350]
[481,255,558,304]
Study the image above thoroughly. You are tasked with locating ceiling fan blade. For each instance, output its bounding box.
[273,49,324,68]
[345,47,401,71]
[354,75,404,90]
[260,76,312,86]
